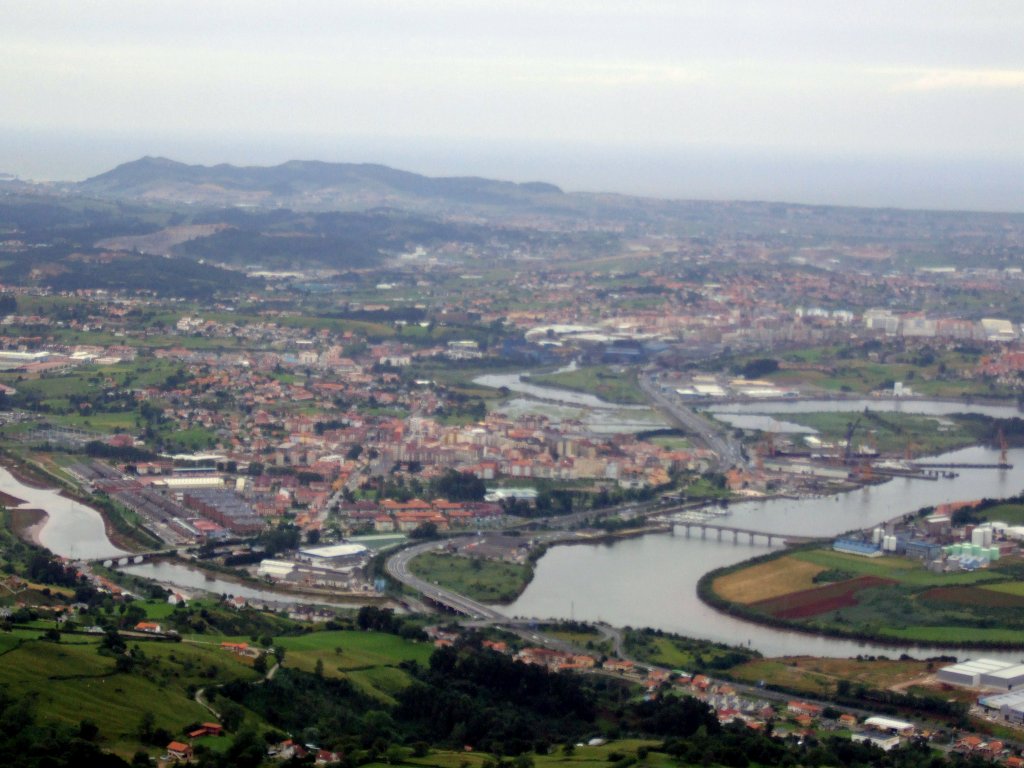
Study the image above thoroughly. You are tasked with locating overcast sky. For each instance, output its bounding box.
[4,1,1024,209]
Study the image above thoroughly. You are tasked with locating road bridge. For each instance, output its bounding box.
[95,548,180,568]
[385,540,507,621]
[638,375,746,470]
[665,519,816,546]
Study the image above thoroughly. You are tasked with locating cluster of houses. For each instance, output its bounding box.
[338,497,505,533]
[423,627,948,754]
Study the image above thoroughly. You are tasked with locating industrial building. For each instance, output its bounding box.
[832,539,882,558]
[852,733,900,752]
[182,488,265,535]
[979,691,1024,724]
[980,664,1024,692]
[296,543,369,567]
[937,659,1020,689]
[862,716,915,737]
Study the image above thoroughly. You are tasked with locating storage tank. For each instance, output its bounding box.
[951,543,963,556]
[972,544,984,557]
[873,527,884,545]
[884,535,897,552]
[972,528,986,547]
[989,547,1000,561]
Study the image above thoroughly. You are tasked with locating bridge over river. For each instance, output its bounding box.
[657,516,818,546]
[95,548,181,568]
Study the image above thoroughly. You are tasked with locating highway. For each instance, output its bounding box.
[638,374,746,470]
[385,539,508,621]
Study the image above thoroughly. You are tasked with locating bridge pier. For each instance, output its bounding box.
[700,526,706,539]
[732,530,738,543]
[767,534,774,546]
[717,528,723,541]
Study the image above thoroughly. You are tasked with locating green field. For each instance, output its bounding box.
[0,632,263,757]
[275,629,433,702]
[401,740,671,768]
[751,345,1014,399]
[646,435,692,450]
[707,546,1024,647]
[880,626,1024,644]
[728,656,930,697]
[526,366,647,405]
[764,410,978,457]
[790,549,1003,587]
[972,502,1024,526]
[409,552,533,603]
[543,629,611,656]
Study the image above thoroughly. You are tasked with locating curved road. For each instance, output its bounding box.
[386,540,507,621]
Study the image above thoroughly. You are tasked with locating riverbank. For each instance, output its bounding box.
[0,450,152,552]
[697,544,1024,651]
[7,507,46,546]
[523,365,647,405]
[409,551,535,604]
[105,556,394,608]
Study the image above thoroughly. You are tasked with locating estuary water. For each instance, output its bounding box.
[506,443,1024,659]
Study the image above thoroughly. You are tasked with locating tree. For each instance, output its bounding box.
[409,521,438,540]
[225,728,266,768]
[738,358,779,379]
[137,711,156,743]
[78,718,99,741]
[219,700,245,732]
[429,469,486,502]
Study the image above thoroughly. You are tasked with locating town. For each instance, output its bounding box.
[3,159,1024,768]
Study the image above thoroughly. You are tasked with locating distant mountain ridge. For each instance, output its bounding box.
[77,156,565,213]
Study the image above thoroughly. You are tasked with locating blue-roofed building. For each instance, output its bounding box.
[832,539,882,558]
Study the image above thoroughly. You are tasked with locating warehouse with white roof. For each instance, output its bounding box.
[980,664,1024,692]
[937,658,1016,688]
[979,691,1024,724]
[297,543,369,567]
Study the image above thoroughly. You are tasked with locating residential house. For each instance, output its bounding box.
[166,741,193,761]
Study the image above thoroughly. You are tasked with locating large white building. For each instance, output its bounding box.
[297,543,368,567]
[980,691,1024,723]
[937,658,1022,689]
[980,664,1024,692]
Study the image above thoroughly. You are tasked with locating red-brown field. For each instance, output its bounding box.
[920,586,1024,608]
[750,576,895,619]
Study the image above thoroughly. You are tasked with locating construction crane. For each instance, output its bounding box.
[843,417,862,463]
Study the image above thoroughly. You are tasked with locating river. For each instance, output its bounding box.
[709,397,1024,433]
[473,369,668,433]
[506,444,1024,659]
[10,394,1024,657]
[0,465,128,561]
[473,373,1024,657]
[0,466,354,606]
